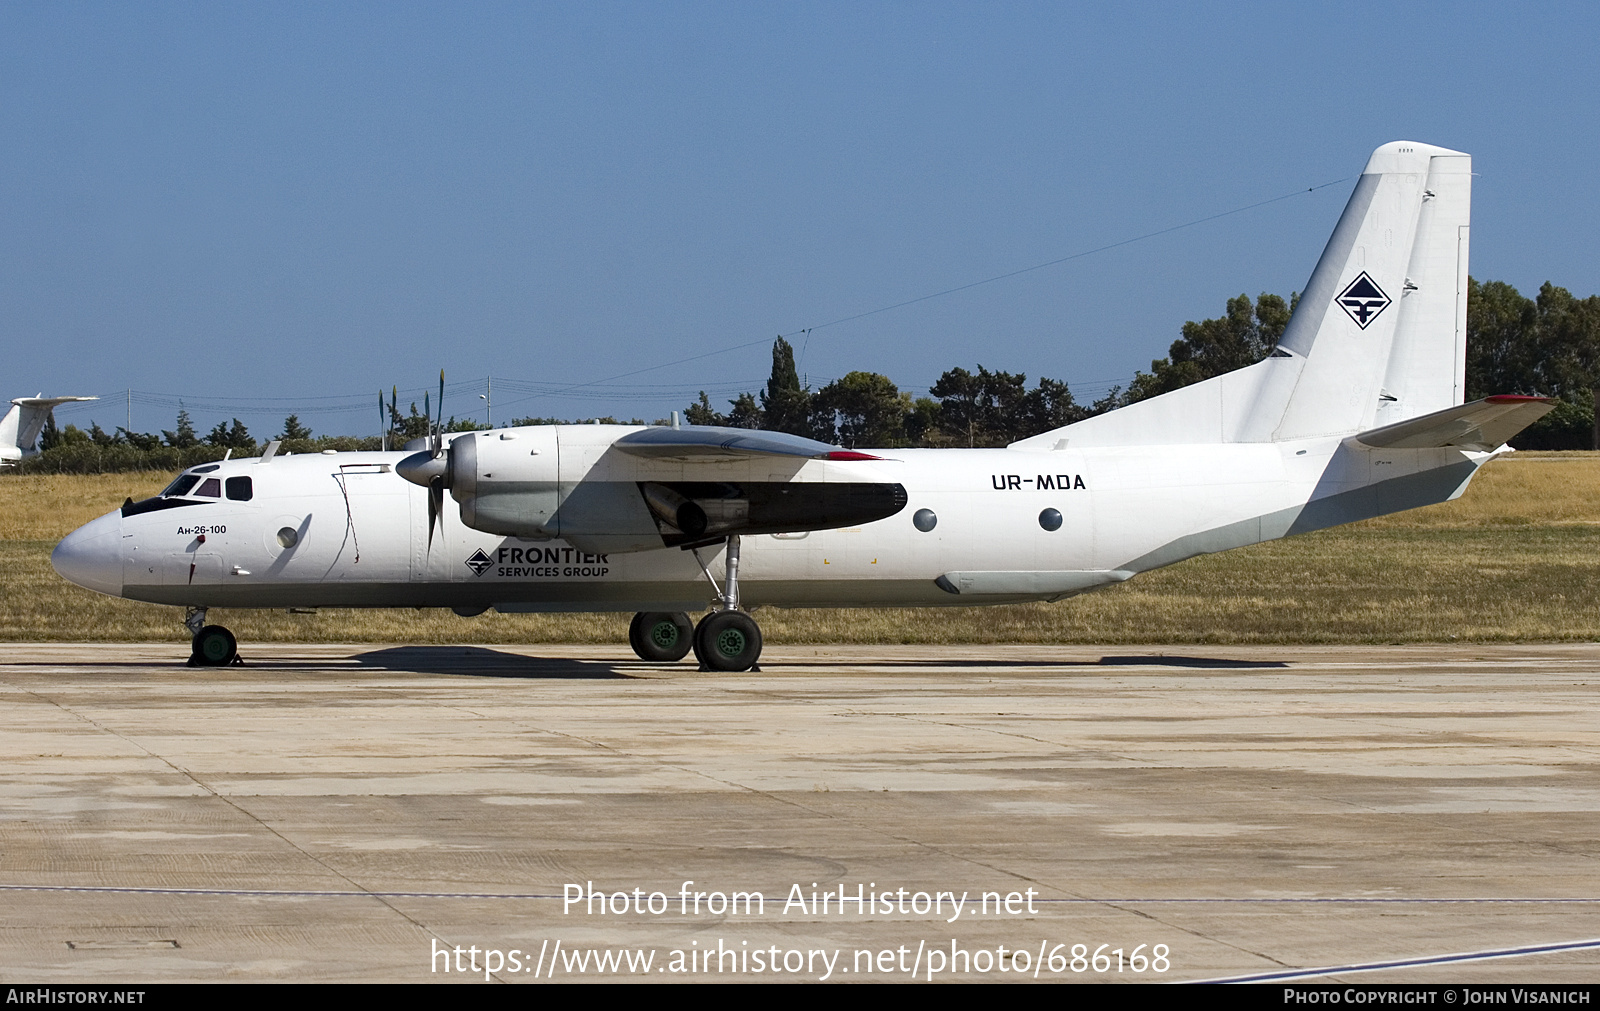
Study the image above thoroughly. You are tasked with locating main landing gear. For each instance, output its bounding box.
[626,534,763,672]
[184,607,240,667]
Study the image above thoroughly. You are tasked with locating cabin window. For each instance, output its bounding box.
[196,478,222,498]
[226,476,253,501]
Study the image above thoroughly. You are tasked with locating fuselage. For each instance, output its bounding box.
[51,424,1489,614]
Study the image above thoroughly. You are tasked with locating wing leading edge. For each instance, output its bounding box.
[613,425,881,461]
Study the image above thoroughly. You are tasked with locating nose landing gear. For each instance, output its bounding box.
[184,607,240,666]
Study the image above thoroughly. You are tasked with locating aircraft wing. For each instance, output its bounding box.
[1354,395,1557,451]
[613,425,879,461]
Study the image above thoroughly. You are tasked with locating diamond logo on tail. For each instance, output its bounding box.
[1336,272,1390,329]
[464,549,493,577]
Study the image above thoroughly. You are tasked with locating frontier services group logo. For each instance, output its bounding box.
[1336,272,1391,330]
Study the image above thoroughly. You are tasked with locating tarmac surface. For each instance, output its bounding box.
[4,640,1600,983]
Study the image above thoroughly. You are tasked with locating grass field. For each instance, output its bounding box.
[4,455,1599,645]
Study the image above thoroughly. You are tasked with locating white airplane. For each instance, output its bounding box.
[1,395,98,467]
[52,141,1554,671]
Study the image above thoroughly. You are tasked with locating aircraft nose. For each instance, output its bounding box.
[52,509,124,597]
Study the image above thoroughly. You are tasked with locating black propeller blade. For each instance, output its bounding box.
[427,370,446,551]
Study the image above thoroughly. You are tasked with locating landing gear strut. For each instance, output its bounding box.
[688,534,763,673]
[185,607,239,667]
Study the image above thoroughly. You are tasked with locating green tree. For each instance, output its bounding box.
[814,372,905,448]
[903,396,943,446]
[760,337,812,436]
[1125,292,1295,403]
[684,392,727,427]
[163,407,199,449]
[929,366,984,446]
[206,418,255,451]
[929,366,1081,446]
[38,414,60,451]
[726,392,763,429]
[1019,377,1087,434]
[278,414,313,441]
[118,428,162,451]
[390,403,432,442]
[1465,278,1600,449]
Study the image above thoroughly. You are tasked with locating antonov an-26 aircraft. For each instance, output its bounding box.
[53,142,1554,671]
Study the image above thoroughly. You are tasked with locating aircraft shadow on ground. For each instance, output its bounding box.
[352,646,635,680]
[733,655,1291,670]
[1097,655,1288,669]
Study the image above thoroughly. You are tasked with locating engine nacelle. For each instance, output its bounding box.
[400,425,908,555]
[445,429,666,554]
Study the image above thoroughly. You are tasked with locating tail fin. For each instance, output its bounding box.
[1012,141,1470,450]
[0,395,98,465]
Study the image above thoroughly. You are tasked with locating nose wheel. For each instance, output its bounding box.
[184,608,240,666]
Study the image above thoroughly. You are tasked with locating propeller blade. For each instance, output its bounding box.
[433,369,446,457]
[427,477,443,551]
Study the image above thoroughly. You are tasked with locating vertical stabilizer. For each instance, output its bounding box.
[0,395,98,465]
[1241,142,1469,441]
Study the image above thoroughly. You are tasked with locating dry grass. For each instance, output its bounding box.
[4,454,1599,644]
[0,472,169,541]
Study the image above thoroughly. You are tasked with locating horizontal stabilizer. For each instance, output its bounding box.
[1354,395,1556,451]
[11,395,97,410]
[614,425,879,461]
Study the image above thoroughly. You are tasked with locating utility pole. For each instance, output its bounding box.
[479,376,491,429]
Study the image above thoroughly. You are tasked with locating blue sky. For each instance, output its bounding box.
[4,2,1597,438]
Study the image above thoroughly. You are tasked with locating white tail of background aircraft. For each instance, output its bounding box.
[0,395,98,467]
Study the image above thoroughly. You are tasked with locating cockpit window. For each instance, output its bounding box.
[225,476,253,501]
[161,474,200,498]
[196,478,222,498]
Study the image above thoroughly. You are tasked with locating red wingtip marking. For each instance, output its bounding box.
[824,450,882,461]
[1485,394,1557,404]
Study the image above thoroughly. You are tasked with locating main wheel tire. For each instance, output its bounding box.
[693,611,762,672]
[191,624,238,666]
[629,611,694,662]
